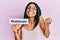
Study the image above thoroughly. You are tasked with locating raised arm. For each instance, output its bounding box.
[39,16,52,38]
[12,24,22,40]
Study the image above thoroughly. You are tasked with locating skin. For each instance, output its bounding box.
[12,4,52,40]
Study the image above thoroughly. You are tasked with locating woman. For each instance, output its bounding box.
[12,2,52,40]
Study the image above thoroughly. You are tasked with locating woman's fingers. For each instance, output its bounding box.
[12,24,22,33]
[12,25,17,32]
[45,18,52,24]
[16,24,22,29]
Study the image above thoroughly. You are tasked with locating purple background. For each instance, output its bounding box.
[0,0,60,40]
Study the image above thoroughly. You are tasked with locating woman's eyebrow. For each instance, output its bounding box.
[28,6,36,8]
[28,6,31,8]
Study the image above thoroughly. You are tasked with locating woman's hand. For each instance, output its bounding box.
[12,24,22,33]
[45,18,52,24]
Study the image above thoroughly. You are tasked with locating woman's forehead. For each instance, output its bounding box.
[28,4,36,7]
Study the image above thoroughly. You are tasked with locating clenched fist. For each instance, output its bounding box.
[45,18,52,24]
[12,24,22,33]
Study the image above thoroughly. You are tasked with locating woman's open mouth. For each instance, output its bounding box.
[28,11,33,15]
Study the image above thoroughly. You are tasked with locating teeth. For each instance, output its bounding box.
[29,12,33,14]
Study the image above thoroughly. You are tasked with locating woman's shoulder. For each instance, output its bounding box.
[39,16,44,20]
[22,24,28,29]
[39,16,44,23]
[38,16,45,26]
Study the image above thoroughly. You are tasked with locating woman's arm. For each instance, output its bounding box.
[39,16,52,38]
[12,24,22,40]
[14,29,22,40]
[15,32,20,40]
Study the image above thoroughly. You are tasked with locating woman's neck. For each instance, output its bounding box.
[28,18,34,24]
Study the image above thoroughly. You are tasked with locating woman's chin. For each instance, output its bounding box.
[28,16,35,18]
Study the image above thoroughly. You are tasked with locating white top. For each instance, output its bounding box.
[22,25,47,40]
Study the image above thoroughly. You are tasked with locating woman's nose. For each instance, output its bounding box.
[29,8,33,11]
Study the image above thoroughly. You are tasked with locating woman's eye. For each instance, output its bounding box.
[33,8,36,10]
[27,7,30,9]
[27,7,36,10]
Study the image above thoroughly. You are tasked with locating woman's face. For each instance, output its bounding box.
[26,4,37,18]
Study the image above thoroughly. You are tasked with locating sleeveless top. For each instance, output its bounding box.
[22,25,47,40]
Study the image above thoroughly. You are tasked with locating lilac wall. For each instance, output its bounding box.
[0,0,60,40]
